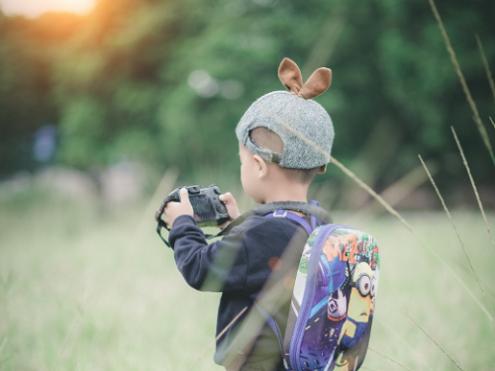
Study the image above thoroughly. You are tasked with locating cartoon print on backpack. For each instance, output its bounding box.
[340,262,376,347]
[327,289,347,321]
[285,226,379,371]
[334,262,378,371]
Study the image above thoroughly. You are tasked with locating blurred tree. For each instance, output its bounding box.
[0,11,84,174]
[0,0,494,198]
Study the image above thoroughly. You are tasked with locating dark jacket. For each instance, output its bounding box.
[168,211,313,369]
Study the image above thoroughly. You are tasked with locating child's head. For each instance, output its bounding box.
[235,58,334,203]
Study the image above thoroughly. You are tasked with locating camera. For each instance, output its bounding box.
[155,185,231,230]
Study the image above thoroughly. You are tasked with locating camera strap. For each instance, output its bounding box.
[157,201,331,247]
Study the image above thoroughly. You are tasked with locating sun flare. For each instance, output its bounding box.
[0,0,97,18]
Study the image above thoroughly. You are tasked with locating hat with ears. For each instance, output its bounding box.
[235,57,334,169]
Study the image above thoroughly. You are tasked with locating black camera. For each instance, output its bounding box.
[155,185,231,232]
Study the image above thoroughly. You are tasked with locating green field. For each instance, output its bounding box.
[1,192,494,370]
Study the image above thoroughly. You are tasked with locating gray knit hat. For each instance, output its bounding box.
[235,58,334,169]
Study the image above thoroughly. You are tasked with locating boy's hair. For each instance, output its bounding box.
[249,127,322,184]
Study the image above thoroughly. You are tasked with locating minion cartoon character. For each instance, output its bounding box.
[334,261,377,371]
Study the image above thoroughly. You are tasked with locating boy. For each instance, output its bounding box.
[162,58,334,371]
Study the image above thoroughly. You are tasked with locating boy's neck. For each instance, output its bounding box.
[261,184,309,204]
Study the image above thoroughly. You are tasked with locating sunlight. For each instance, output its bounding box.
[0,0,97,18]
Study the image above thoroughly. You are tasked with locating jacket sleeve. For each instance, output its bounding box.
[168,215,248,292]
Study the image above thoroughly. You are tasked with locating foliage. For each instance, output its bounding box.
[0,0,494,193]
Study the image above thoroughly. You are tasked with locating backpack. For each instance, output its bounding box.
[262,204,380,371]
[199,201,380,370]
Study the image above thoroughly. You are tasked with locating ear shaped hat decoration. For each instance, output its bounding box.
[235,57,335,169]
[277,57,332,99]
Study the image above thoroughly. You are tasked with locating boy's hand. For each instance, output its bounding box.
[163,188,194,228]
[219,192,241,229]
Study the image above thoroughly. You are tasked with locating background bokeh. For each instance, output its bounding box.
[1,0,494,201]
[0,0,494,370]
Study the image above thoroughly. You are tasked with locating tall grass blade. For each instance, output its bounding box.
[330,156,414,232]
[217,230,309,369]
[368,346,415,371]
[427,0,495,165]
[490,116,495,131]
[476,35,495,105]
[277,118,414,233]
[356,163,433,219]
[417,237,493,322]
[451,126,494,247]
[361,367,380,371]
[406,313,465,371]
[215,306,248,342]
[375,318,429,370]
[331,156,493,322]
[302,0,346,76]
[236,116,493,323]
[195,307,249,364]
[418,154,485,294]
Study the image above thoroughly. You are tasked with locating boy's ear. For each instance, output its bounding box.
[252,154,268,178]
[318,164,327,174]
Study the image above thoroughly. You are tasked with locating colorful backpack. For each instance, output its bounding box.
[264,207,380,371]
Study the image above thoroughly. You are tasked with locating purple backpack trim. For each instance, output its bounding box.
[267,209,316,236]
[261,203,322,368]
[266,199,320,235]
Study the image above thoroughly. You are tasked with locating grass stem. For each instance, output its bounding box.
[405,313,465,371]
[332,156,493,323]
[330,156,414,232]
[375,318,428,370]
[215,306,248,342]
[367,346,414,371]
[427,0,495,164]
[418,154,485,294]
[476,35,495,106]
[451,127,494,248]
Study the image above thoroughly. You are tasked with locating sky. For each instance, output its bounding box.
[0,0,96,18]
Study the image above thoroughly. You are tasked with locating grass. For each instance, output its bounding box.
[0,190,494,370]
[0,2,492,369]
[427,0,495,165]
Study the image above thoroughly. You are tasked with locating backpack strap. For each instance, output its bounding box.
[264,200,322,235]
[214,201,331,241]
[266,210,314,235]
[254,200,331,223]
